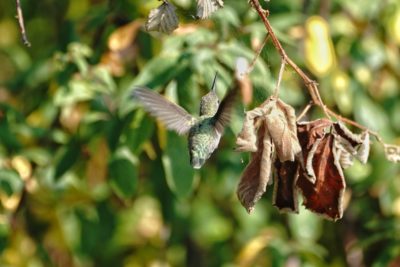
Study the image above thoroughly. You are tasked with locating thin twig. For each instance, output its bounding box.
[15,0,31,47]
[297,101,313,121]
[273,59,286,97]
[246,33,270,74]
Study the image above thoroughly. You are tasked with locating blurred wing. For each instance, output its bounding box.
[212,86,238,133]
[132,88,196,135]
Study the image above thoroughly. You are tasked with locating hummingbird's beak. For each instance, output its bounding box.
[211,72,218,92]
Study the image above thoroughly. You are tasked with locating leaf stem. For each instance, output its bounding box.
[273,59,286,98]
[15,0,31,47]
[247,33,270,74]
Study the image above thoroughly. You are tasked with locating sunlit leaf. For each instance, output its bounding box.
[54,139,81,180]
[305,16,336,76]
[109,156,137,199]
[0,169,23,196]
[162,132,195,198]
[146,1,179,34]
[196,0,224,19]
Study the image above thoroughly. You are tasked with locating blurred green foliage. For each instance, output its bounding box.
[0,0,400,266]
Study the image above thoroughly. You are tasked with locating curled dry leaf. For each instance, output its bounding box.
[333,122,370,165]
[146,1,179,34]
[337,147,354,169]
[297,119,332,183]
[384,144,400,163]
[296,133,346,221]
[357,132,370,164]
[235,108,265,152]
[196,0,224,19]
[237,123,273,213]
[266,99,301,162]
[236,98,302,213]
[272,160,299,213]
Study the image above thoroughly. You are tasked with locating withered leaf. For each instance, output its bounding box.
[296,134,346,220]
[146,1,179,34]
[235,108,265,152]
[333,122,363,147]
[384,144,400,163]
[196,0,224,19]
[357,131,370,164]
[337,147,354,169]
[237,122,273,213]
[273,160,299,213]
[297,119,333,183]
[333,122,370,165]
[265,99,301,162]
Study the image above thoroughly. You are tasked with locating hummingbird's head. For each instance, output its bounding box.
[200,73,220,116]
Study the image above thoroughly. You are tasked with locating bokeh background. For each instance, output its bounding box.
[0,0,400,266]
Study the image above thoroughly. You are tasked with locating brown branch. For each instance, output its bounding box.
[273,59,286,97]
[248,0,388,143]
[297,101,313,122]
[15,0,31,47]
[246,33,270,74]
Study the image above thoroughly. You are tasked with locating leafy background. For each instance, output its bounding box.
[0,0,400,266]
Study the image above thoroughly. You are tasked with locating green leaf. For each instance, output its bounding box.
[0,169,23,196]
[125,111,155,154]
[109,157,137,199]
[354,93,392,137]
[132,54,189,88]
[54,139,81,180]
[162,132,195,198]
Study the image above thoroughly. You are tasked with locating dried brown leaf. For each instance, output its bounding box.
[297,119,333,183]
[333,122,370,164]
[237,122,273,213]
[239,75,253,105]
[235,108,264,152]
[333,122,363,147]
[357,131,370,164]
[337,147,354,169]
[146,1,179,34]
[196,0,224,19]
[273,160,299,213]
[265,99,301,162]
[384,144,400,163]
[296,134,346,220]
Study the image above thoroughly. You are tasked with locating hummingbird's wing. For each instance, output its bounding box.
[212,86,239,133]
[133,88,196,135]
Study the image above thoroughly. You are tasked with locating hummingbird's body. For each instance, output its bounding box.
[133,74,237,169]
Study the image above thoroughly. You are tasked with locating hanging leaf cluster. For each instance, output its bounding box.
[235,99,373,221]
[146,0,224,34]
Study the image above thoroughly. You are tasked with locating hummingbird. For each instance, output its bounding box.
[132,74,238,169]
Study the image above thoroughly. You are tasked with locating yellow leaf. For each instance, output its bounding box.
[11,156,32,180]
[237,230,274,267]
[108,21,142,52]
[305,16,336,77]
[86,138,109,188]
[389,8,400,44]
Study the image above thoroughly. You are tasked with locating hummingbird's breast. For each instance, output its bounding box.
[188,118,222,169]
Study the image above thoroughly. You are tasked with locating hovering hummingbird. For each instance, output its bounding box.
[132,74,238,169]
